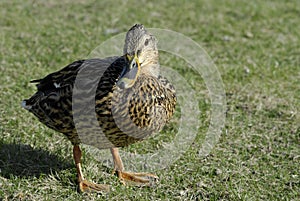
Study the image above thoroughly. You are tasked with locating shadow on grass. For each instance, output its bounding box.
[0,141,73,178]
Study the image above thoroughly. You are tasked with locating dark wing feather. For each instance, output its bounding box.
[30,60,85,91]
[23,57,120,107]
[22,57,124,143]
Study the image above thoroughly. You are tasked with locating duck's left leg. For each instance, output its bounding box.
[110,147,158,186]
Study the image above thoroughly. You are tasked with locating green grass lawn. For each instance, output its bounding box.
[0,0,299,200]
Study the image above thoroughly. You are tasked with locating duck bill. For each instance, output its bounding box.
[117,54,140,89]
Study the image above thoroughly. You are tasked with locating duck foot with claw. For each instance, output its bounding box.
[111,148,159,187]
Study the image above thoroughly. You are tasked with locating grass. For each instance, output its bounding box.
[0,0,299,200]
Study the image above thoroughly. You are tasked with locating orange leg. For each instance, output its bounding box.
[110,147,158,186]
[73,145,109,192]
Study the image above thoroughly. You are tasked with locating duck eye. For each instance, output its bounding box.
[131,61,137,69]
[144,39,149,46]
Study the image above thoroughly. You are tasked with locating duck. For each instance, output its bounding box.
[22,24,176,192]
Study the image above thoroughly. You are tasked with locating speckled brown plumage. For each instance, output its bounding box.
[23,57,176,147]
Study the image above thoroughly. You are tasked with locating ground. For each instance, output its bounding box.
[0,0,299,200]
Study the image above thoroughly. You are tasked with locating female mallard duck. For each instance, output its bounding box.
[22,24,176,192]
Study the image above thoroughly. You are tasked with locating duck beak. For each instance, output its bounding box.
[117,54,141,89]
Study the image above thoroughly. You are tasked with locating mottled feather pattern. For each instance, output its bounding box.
[24,56,176,148]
